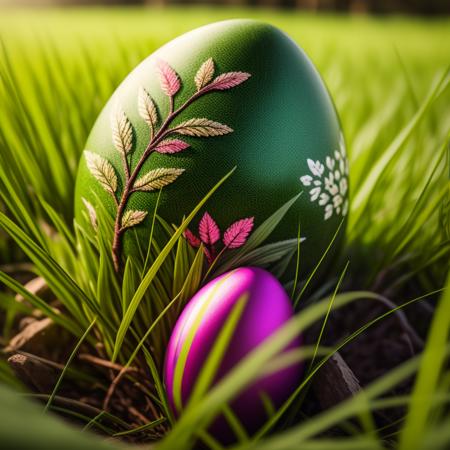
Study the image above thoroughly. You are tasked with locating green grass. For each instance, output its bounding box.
[0,6,449,450]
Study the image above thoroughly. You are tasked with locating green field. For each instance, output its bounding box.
[0,7,449,450]
[1,8,449,257]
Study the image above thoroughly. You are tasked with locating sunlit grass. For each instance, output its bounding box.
[0,6,449,450]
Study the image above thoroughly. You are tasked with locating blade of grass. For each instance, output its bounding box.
[0,270,82,337]
[294,219,345,308]
[399,274,450,450]
[112,167,236,362]
[351,67,449,227]
[44,318,97,413]
[253,289,442,440]
[112,417,166,437]
[291,221,302,299]
[0,211,108,327]
[142,188,162,276]
[188,293,248,407]
[242,355,427,450]
[310,261,350,368]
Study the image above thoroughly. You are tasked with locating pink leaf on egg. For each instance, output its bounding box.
[223,217,254,249]
[199,212,220,245]
[157,60,180,97]
[184,229,201,248]
[154,139,190,154]
[204,72,251,92]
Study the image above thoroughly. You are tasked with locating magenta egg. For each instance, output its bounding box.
[164,266,302,435]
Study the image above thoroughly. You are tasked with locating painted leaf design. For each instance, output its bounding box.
[172,118,233,137]
[81,197,97,230]
[199,212,220,245]
[138,86,158,130]
[205,72,251,91]
[84,151,117,195]
[157,60,180,97]
[184,229,201,248]
[133,167,185,192]
[121,210,148,230]
[111,104,133,155]
[223,217,254,249]
[195,58,215,91]
[154,139,190,154]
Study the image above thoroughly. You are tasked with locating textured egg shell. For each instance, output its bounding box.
[164,267,302,432]
[74,19,348,272]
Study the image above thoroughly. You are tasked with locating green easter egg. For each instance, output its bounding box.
[74,19,349,274]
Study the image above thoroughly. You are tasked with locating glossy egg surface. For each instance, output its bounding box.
[164,267,302,432]
[75,19,348,273]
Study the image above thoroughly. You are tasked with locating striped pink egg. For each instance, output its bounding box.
[164,266,302,435]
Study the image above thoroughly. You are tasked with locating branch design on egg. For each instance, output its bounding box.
[83,58,251,272]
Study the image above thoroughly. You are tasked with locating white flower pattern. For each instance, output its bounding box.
[300,134,349,221]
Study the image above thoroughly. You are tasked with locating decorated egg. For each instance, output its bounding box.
[74,19,348,273]
[164,266,302,434]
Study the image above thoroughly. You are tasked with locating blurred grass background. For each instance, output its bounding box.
[0,4,449,449]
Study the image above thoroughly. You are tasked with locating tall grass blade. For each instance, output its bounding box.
[399,274,450,450]
[112,167,236,361]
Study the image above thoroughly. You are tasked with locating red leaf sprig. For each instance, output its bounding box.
[204,71,251,92]
[199,212,220,246]
[223,217,254,248]
[154,139,190,154]
[157,60,180,97]
[184,211,254,264]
